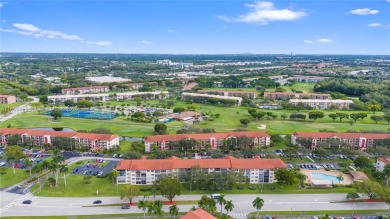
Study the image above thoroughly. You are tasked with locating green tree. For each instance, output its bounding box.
[385,196,390,219]
[169,204,179,219]
[173,107,185,113]
[64,99,76,107]
[198,195,216,214]
[354,156,374,169]
[346,192,360,200]
[370,115,383,124]
[313,148,329,160]
[51,108,62,120]
[283,147,298,160]
[281,114,287,120]
[225,200,234,216]
[336,113,349,122]
[76,99,94,108]
[216,194,226,215]
[137,199,148,219]
[383,164,390,187]
[239,118,250,127]
[367,102,381,114]
[336,174,344,185]
[154,123,168,135]
[354,181,385,200]
[159,177,181,203]
[5,146,26,174]
[60,164,68,187]
[252,197,264,219]
[384,112,390,124]
[7,134,22,145]
[308,111,325,121]
[120,184,140,204]
[274,169,296,187]
[328,113,338,122]
[296,172,307,189]
[24,158,32,176]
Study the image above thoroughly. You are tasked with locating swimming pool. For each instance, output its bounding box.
[311,173,343,182]
[43,110,117,120]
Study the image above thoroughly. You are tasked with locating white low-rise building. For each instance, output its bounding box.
[289,99,354,109]
[48,94,110,103]
[182,92,243,105]
[85,76,131,83]
[376,157,390,172]
[116,91,169,100]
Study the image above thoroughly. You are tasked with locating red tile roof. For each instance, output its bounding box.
[378,157,390,164]
[144,131,270,143]
[0,128,118,141]
[0,95,15,98]
[116,155,287,171]
[198,90,258,94]
[181,209,217,219]
[183,83,198,91]
[293,132,390,139]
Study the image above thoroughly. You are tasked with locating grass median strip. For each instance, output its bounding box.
[82,200,198,207]
[253,209,387,215]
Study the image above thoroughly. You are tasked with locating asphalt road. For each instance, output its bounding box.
[0,192,388,217]
[0,96,39,122]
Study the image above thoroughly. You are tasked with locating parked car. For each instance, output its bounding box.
[97,171,104,176]
[22,200,32,204]
[121,205,130,209]
[93,200,102,204]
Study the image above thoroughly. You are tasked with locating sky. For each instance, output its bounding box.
[0,0,389,54]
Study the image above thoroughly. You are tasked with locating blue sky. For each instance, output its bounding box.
[0,0,389,54]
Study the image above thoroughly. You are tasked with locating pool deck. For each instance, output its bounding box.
[301,169,353,185]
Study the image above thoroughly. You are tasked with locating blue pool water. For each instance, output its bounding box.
[43,110,116,120]
[311,173,343,182]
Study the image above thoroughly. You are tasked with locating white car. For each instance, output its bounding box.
[0,162,5,166]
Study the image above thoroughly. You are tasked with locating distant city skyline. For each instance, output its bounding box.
[0,1,389,55]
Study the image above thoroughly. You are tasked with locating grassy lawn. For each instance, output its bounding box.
[32,172,355,197]
[2,100,388,137]
[0,167,30,188]
[254,209,388,215]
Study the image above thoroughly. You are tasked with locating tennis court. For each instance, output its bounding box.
[43,110,116,120]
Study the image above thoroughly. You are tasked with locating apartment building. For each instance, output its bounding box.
[181,92,243,105]
[116,91,169,101]
[144,131,270,152]
[115,155,287,185]
[0,128,119,151]
[61,86,109,95]
[48,94,110,103]
[264,92,331,100]
[197,90,258,99]
[292,132,390,151]
[124,82,159,90]
[376,157,390,172]
[0,95,17,104]
[289,99,353,109]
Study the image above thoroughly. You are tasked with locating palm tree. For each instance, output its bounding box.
[252,197,264,219]
[24,158,32,176]
[137,199,148,219]
[385,196,390,219]
[59,165,68,187]
[154,200,164,217]
[32,162,43,193]
[169,204,179,219]
[383,165,390,186]
[147,200,156,217]
[336,174,344,185]
[111,169,118,184]
[217,194,226,214]
[224,200,234,216]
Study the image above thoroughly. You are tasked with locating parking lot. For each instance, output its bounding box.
[286,163,340,170]
[71,160,119,177]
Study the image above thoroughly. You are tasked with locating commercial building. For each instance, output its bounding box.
[0,95,17,104]
[115,155,287,185]
[116,91,169,101]
[0,128,119,151]
[181,92,243,106]
[144,131,270,152]
[48,94,110,103]
[289,99,353,109]
[376,157,390,172]
[292,132,390,151]
[264,92,331,100]
[61,86,109,95]
[197,90,258,99]
[85,76,131,83]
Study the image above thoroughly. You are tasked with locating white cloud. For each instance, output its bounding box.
[141,40,153,44]
[347,8,379,15]
[1,23,112,46]
[86,41,113,46]
[218,1,306,25]
[168,29,179,33]
[367,23,382,27]
[304,40,312,44]
[317,38,332,43]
